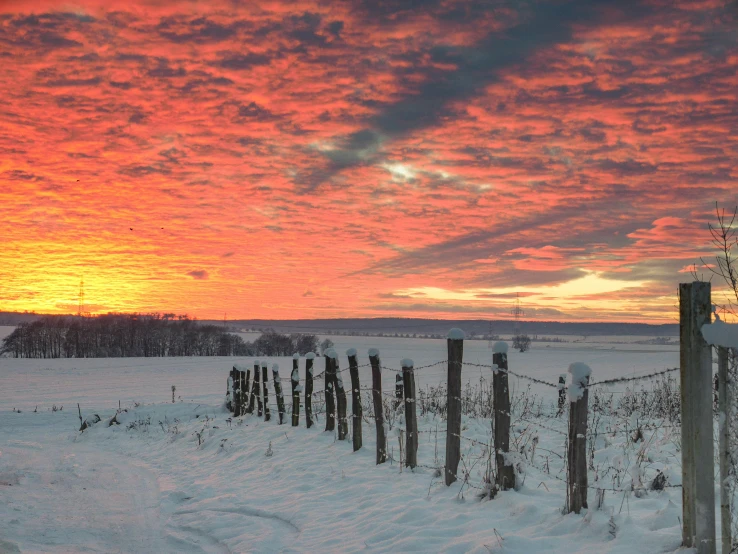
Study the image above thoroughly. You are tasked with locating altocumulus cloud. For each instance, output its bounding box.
[187,270,209,280]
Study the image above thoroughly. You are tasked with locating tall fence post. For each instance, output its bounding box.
[253,361,263,417]
[261,363,271,422]
[395,373,404,410]
[567,362,591,514]
[231,366,241,415]
[305,353,315,428]
[493,342,514,490]
[718,346,732,554]
[402,358,418,469]
[369,348,387,464]
[239,369,247,416]
[336,361,348,440]
[324,350,337,432]
[348,349,363,452]
[272,364,286,425]
[243,369,251,416]
[445,328,464,485]
[292,354,301,427]
[227,367,235,413]
[557,374,566,415]
[679,281,715,553]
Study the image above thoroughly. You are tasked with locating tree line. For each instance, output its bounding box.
[0,313,324,359]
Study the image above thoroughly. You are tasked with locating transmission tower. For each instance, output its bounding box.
[78,277,85,316]
[511,292,524,336]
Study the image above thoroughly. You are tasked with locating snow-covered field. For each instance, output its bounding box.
[2,332,713,553]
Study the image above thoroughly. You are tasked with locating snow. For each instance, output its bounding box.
[272,363,279,372]
[701,319,738,349]
[401,358,414,368]
[0,335,710,553]
[293,353,300,360]
[254,359,260,365]
[346,347,357,357]
[324,348,337,359]
[305,352,316,360]
[447,327,465,340]
[567,362,592,402]
[493,341,509,354]
[368,347,379,357]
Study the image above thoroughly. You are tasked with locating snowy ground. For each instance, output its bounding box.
[1,333,711,553]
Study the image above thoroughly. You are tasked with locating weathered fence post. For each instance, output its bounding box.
[231,366,240,415]
[243,369,251,416]
[291,354,301,427]
[305,352,315,428]
[395,373,404,409]
[336,361,348,440]
[402,358,418,469]
[718,346,732,554]
[227,367,235,413]
[369,348,387,464]
[445,328,464,485]
[253,360,263,417]
[557,374,567,415]
[239,369,247,416]
[679,281,715,553]
[493,342,514,490]
[261,363,271,422]
[348,349,363,452]
[567,362,591,514]
[272,364,286,425]
[324,349,337,432]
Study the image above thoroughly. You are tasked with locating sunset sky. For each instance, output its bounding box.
[1,0,736,322]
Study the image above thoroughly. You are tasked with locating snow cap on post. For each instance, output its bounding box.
[272,363,279,373]
[346,347,357,357]
[492,341,508,354]
[293,353,300,360]
[567,362,592,402]
[253,359,260,365]
[305,352,316,360]
[324,348,337,359]
[368,347,380,357]
[701,319,738,349]
[448,328,465,340]
[401,358,414,368]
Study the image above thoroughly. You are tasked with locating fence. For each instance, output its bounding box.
[224,283,735,554]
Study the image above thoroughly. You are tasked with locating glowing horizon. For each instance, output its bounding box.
[1,1,737,323]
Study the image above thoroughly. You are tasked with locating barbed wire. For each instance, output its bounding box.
[589,368,679,387]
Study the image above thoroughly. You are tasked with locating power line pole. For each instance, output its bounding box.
[78,277,85,317]
[511,293,524,336]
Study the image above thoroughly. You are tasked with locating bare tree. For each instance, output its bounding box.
[699,203,738,316]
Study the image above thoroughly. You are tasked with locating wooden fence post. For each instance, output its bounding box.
[567,362,591,514]
[261,363,271,422]
[253,361,263,417]
[718,346,732,554]
[324,349,337,432]
[291,354,301,427]
[402,358,418,469]
[395,373,404,409]
[272,364,286,425]
[305,352,315,428]
[557,374,567,415]
[239,370,247,416]
[445,328,465,485]
[369,348,387,464]
[679,281,715,553]
[243,369,251,416]
[227,367,235,413]
[348,349,363,452]
[231,366,240,415]
[336,361,348,440]
[493,342,514,490]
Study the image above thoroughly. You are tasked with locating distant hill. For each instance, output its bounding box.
[203,318,679,337]
[0,312,678,337]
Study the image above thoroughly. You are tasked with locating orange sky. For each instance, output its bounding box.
[0,0,736,322]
